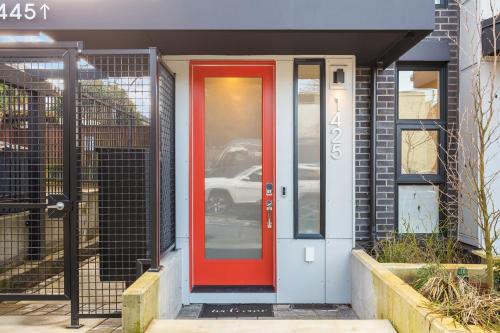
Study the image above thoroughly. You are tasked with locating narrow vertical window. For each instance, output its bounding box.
[396,66,446,234]
[294,59,325,238]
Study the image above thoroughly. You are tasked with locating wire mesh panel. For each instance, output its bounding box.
[76,53,152,316]
[159,65,175,254]
[0,54,67,297]
[0,48,175,321]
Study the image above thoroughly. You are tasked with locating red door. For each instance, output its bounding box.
[190,61,275,287]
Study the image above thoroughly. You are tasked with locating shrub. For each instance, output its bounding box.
[413,265,500,331]
[374,232,463,264]
[413,265,445,291]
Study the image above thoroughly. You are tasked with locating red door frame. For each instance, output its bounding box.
[189,60,276,287]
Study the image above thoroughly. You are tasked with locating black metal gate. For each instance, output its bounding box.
[0,43,176,326]
[0,48,75,302]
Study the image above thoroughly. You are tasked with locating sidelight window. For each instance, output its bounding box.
[294,59,325,238]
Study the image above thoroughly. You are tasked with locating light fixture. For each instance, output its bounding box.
[333,68,345,84]
[0,32,54,43]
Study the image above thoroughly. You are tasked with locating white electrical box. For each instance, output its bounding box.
[305,247,315,263]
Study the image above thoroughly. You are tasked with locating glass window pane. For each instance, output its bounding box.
[401,130,439,175]
[398,185,439,233]
[398,71,440,120]
[297,64,321,235]
[204,77,262,259]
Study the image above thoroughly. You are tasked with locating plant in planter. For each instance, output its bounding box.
[412,264,500,331]
[373,223,467,265]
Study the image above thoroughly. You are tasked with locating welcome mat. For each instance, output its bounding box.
[199,304,274,318]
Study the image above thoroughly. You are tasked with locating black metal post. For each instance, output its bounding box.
[148,47,161,271]
[66,48,82,329]
[370,65,378,245]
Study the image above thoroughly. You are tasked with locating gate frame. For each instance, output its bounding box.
[0,42,80,327]
[0,42,80,302]
[0,42,173,327]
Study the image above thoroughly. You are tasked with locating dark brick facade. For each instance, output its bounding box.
[354,2,460,242]
[354,67,371,241]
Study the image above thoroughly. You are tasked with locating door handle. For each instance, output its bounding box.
[266,200,272,229]
[47,202,65,211]
[47,194,70,218]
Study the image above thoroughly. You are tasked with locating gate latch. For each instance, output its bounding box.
[47,194,71,218]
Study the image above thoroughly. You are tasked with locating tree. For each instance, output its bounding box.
[441,0,500,290]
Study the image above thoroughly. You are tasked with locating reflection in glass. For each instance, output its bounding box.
[398,71,440,120]
[204,77,263,259]
[398,185,439,233]
[401,130,439,175]
[297,64,321,235]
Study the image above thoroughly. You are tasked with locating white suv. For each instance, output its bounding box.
[205,164,319,214]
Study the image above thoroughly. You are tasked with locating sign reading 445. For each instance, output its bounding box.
[0,3,50,21]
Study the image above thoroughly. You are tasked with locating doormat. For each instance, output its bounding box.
[199,304,274,318]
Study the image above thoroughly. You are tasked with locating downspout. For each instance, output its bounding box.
[370,66,378,245]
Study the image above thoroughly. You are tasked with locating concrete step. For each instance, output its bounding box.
[147,319,397,333]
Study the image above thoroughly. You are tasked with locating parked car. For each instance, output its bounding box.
[205,164,319,214]
[206,139,261,179]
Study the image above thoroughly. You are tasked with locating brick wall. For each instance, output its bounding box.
[354,2,460,242]
[355,67,371,241]
[373,65,397,239]
[434,2,460,238]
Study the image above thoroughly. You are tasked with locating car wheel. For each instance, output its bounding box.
[207,191,233,214]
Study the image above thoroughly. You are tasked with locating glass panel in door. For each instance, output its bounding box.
[204,77,263,259]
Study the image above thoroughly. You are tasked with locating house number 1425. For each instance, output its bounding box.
[0,3,50,20]
[329,98,343,160]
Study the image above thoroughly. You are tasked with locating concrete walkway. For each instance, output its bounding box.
[0,302,397,333]
[147,319,397,333]
[0,301,122,333]
[0,315,106,333]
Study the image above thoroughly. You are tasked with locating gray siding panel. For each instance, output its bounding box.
[0,0,434,31]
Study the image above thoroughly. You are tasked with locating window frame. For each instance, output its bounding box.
[396,124,445,184]
[395,63,448,234]
[435,0,448,9]
[293,58,326,239]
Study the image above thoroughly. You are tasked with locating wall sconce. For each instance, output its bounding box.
[329,65,348,90]
[333,68,345,84]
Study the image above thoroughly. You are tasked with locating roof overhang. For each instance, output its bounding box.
[399,40,451,63]
[0,0,436,66]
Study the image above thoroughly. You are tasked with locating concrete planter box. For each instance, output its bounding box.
[351,249,488,333]
[122,250,182,333]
